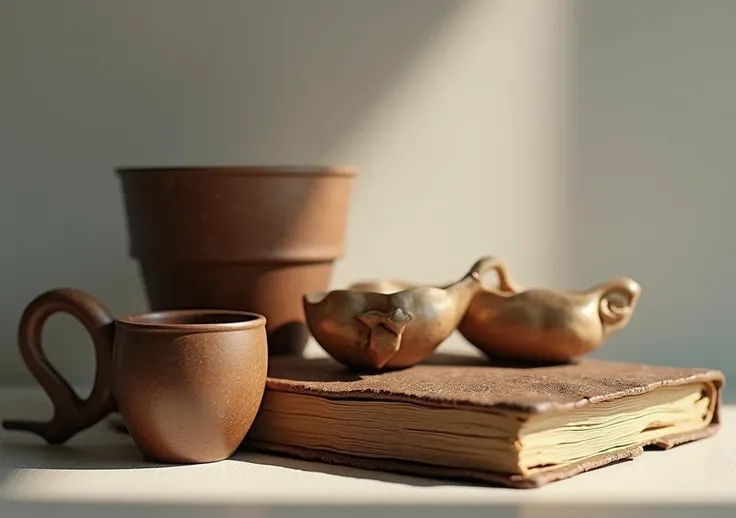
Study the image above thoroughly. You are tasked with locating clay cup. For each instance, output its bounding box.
[2,288,268,464]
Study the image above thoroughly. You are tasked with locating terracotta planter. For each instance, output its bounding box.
[116,166,356,356]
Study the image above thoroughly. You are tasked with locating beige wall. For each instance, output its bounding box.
[1,0,733,386]
[570,0,736,376]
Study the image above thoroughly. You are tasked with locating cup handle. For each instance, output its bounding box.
[467,256,520,294]
[2,288,116,443]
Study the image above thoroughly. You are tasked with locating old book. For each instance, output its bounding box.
[243,352,725,488]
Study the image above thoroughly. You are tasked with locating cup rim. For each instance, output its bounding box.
[116,309,267,332]
[114,165,357,177]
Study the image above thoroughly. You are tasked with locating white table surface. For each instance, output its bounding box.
[0,385,734,518]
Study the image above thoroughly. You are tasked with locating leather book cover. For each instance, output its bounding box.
[244,352,725,488]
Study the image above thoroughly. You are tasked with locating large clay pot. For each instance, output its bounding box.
[115,166,356,356]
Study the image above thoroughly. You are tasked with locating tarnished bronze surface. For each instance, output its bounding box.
[303,257,508,370]
[458,263,642,362]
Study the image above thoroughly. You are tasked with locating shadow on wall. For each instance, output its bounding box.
[569,0,736,377]
[0,0,464,384]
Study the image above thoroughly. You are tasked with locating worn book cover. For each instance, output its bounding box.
[243,352,725,488]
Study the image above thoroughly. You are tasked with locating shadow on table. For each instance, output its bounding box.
[233,451,478,488]
[0,440,172,470]
[0,501,734,518]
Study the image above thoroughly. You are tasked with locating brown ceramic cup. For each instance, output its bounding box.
[2,288,268,464]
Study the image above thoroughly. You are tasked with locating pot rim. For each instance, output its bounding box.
[115,165,357,177]
[116,309,267,332]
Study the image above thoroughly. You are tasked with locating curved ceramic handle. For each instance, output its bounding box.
[2,288,116,443]
[467,256,519,293]
[597,278,642,336]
